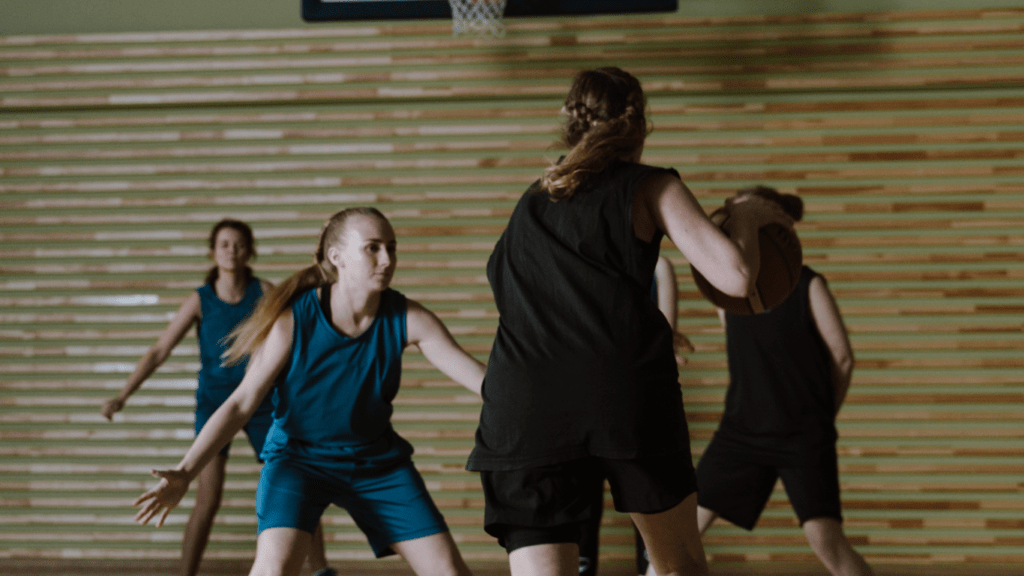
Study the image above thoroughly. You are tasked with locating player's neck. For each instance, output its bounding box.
[326,282,381,338]
[213,268,248,304]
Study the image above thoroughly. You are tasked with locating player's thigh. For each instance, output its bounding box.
[249,527,311,576]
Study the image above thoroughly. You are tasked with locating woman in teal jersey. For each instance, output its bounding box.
[102,219,333,576]
[133,208,486,576]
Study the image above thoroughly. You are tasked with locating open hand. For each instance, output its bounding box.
[133,469,190,527]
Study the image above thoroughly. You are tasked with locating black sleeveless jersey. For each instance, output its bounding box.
[468,161,688,471]
[716,266,837,452]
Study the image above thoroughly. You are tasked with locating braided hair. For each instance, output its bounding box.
[540,67,650,200]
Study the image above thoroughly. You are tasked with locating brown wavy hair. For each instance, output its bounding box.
[205,219,256,285]
[223,207,387,365]
[540,67,650,200]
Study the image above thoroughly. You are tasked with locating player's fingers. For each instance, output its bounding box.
[135,504,155,525]
[674,331,695,353]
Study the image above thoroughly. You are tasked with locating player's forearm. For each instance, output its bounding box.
[117,347,168,401]
[441,353,485,396]
[722,212,761,297]
[833,356,854,413]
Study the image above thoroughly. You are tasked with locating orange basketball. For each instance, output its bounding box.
[690,208,802,315]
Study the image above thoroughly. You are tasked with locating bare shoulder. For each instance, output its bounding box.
[405,297,433,323]
[808,273,832,300]
[259,279,274,293]
[808,273,844,325]
[637,168,684,200]
[271,307,294,335]
[179,290,202,319]
[405,298,443,343]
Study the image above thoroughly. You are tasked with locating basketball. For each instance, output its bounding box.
[691,208,803,315]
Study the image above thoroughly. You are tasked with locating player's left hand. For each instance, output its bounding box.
[674,330,695,366]
[133,468,190,527]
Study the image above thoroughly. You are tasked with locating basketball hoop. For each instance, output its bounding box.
[448,0,507,38]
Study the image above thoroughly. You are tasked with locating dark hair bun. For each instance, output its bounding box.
[737,185,803,222]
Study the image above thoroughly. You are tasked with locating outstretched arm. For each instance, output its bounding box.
[406,299,485,396]
[133,310,294,527]
[102,292,201,420]
[807,276,854,413]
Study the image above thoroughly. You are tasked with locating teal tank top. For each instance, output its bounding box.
[196,277,263,387]
[261,287,409,461]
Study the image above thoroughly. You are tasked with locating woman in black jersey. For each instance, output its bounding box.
[693,186,874,576]
[468,67,791,576]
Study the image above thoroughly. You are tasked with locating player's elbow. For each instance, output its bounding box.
[145,345,172,366]
[716,261,754,298]
[835,349,854,377]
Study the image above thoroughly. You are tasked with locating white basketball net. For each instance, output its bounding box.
[448,0,507,37]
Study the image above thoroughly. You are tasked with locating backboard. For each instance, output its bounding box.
[302,0,678,23]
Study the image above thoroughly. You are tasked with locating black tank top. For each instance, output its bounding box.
[716,266,837,452]
[468,161,687,471]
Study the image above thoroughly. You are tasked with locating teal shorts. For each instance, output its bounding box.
[255,447,449,558]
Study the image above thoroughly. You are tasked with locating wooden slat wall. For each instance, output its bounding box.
[2,7,1023,568]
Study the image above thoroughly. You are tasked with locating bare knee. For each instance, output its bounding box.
[804,518,844,552]
[803,517,873,576]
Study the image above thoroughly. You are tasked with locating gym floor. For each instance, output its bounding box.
[4,559,1022,576]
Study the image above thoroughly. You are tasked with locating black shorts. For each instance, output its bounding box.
[695,436,842,530]
[480,451,697,553]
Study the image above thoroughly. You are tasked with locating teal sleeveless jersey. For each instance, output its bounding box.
[196,277,263,387]
[261,287,409,460]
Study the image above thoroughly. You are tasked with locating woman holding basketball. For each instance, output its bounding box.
[101,219,333,576]
[133,207,485,576]
[691,187,875,576]
[468,67,791,576]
